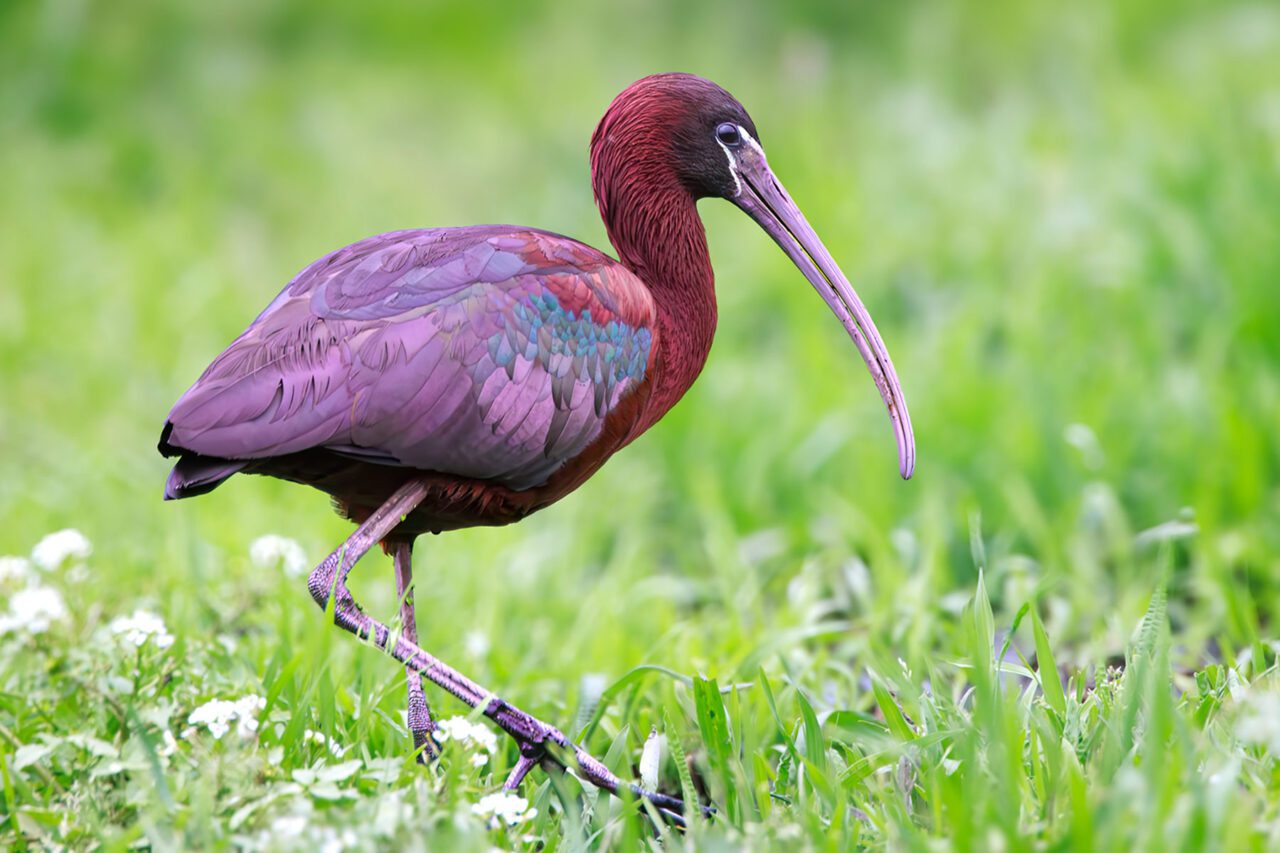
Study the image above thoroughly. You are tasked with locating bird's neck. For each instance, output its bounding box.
[596,172,717,435]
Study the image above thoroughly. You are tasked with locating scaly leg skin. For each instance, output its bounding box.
[305,479,701,826]
[389,538,437,762]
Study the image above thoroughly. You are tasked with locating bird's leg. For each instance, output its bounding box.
[305,478,698,825]
[389,538,437,762]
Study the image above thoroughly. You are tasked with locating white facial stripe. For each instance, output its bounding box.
[741,127,765,157]
[714,126,744,198]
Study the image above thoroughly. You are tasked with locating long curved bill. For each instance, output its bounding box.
[727,134,916,479]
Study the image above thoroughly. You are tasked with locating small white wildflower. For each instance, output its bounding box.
[464,629,491,658]
[0,585,68,636]
[188,700,233,739]
[1237,691,1280,755]
[469,751,489,767]
[471,791,537,827]
[269,813,308,838]
[188,694,266,740]
[433,716,498,754]
[249,535,309,578]
[0,556,33,589]
[232,695,266,737]
[303,729,348,757]
[31,529,92,572]
[109,610,175,649]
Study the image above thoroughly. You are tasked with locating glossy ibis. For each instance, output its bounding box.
[159,73,915,820]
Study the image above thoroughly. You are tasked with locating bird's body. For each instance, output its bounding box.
[158,73,914,819]
[161,225,680,534]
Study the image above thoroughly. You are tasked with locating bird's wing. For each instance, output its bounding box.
[161,227,656,490]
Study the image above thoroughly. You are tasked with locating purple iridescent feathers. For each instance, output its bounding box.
[161,227,655,496]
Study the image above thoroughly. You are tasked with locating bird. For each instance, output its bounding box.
[158,72,914,821]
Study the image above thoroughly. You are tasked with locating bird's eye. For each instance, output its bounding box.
[715,122,742,147]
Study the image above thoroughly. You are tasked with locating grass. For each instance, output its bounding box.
[2,0,1279,848]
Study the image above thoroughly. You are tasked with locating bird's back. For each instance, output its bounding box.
[160,226,658,522]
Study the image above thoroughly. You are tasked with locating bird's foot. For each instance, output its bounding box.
[482,699,701,826]
[502,741,547,790]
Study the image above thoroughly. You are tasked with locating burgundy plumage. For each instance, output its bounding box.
[159,73,915,821]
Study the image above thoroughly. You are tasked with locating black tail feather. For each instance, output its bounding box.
[164,454,246,500]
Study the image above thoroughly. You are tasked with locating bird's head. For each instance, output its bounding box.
[591,73,915,480]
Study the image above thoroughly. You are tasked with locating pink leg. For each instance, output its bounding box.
[305,479,697,825]
[389,538,437,761]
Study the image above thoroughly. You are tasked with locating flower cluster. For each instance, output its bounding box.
[0,556,33,590]
[432,715,497,767]
[188,694,266,740]
[1237,690,1280,755]
[31,529,92,572]
[470,791,537,828]
[0,529,92,639]
[109,609,176,649]
[0,586,68,636]
[249,535,309,578]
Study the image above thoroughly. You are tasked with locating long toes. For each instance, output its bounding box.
[502,753,541,790]
[411,729,438,763]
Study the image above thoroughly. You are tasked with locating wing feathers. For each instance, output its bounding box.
[162,227,654,491]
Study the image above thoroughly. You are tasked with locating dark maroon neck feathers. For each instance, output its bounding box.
[590,90,718,428]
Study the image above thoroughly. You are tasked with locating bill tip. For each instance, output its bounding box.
[899,454,916,480]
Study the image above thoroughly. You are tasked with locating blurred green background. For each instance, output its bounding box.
[2,0,1279,847]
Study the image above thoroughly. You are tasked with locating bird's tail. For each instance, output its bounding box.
[164,454,246,500]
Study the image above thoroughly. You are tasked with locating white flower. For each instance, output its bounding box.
[187,694,266,740]
[471,791,537,827]
[108,610,175,649]
[232,695,266,736]
[31,529,92,571]
[249,535,309,578]
[269,813,308,838]
[1237,691,1280,754]
[433,715,498,754]
[303,729,348,757]
[469,751,489,767]
[188,701,234,739]
[0,585,68,636]
[0,556,33,589]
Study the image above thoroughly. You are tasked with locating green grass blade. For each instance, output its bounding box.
[692,675,738,822]
[1031,607,1067,718]
[664,707,701,825]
